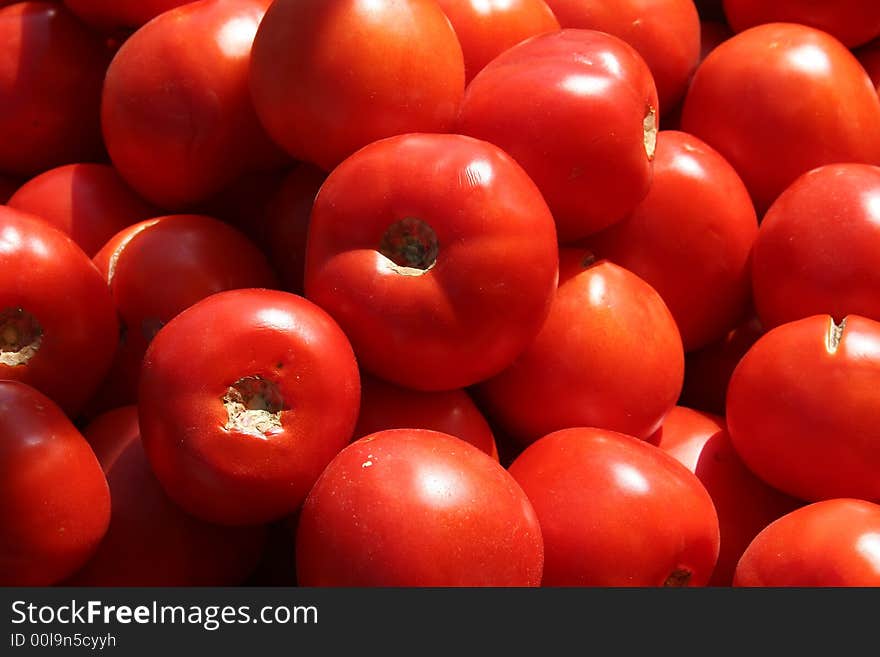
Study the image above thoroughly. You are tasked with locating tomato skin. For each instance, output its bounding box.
[305,133,559,392]
[509,427,719,586]
[475,250,684,446]
[0,2,109,177]
[734,499,880,587]
[139,288,361,526]
[752,164,880,330]
[8,163,158,256]
[355,374,498,460]
[727,314,880,502]
[653,406,801,586]
[681,23,880,215]
[0,206,118,416]
[64,0,194,30]
[435,0,559,83]
[543,0,700,111]
[723,0,880,49]
[101,0,285,209]
[0,381,110,586]
[67,406,267,586]
[458,29,658,242]
[296,428,543,586]
[585,130,758,352]
[250,0,465,172]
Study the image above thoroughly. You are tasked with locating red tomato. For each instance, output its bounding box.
[64,0,194,30]
[89,214,278,410]
[0,2,109,176]
[458,29,659,242]
[752,164,880,329]
[296,428,543,586]
[101,0,285,209]
[543,0,700,111]
[475,249,684,446]
[734,499,880,587]
[305,133,559,391]
[0,381,110,586]
[435,0,560,83]
[0,206,118,416]
[653,406,801,586]
[723,0,880,48]
[856,38,880,95]
[727,314,880,502]
[679,314,764,416]
[509,427,719,586]
[8,163,158,256]
[67,406,267,586]
[250,0,465,172]
[139,288,361,526]
[585,130,758,351]
[355,373,498,460]
[681,23,880,215]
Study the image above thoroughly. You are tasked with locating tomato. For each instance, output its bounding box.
[458,29,658,242]
[0,2,109,177]
[7,163,158,256]
[856,38,880,95]
[734,499,880,587]
[355,373,498,460]
[0,206,118,416]
[101,0,285,209]
[305,133,558,391]
[64,0,193,30]
[88,214,278,410]
[250,0,465,172]
[681,23,880,215]
[67,406,267,586]
[584,130,758,352]
[727,314,880,502]
[475,249,683,446]
[509,427,719,586]
[679,314,763,415]
[435,0,559,83]
[139,288,361,526]
[296,428,543,586]
[0,381,110,586]
[653,406,801,586]
[723,0,880,49]
[543,0,700,111]
[752,164,880,329]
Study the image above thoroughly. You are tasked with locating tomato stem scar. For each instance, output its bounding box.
[0,307,43,366]
[379,217,439,276]
[222,375,284,438]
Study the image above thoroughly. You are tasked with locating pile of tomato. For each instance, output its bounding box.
[3,0,880,588]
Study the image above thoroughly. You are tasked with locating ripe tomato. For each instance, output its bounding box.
[101,0,285,209]
[585,130,758,352]
[250,0,465,172]
[543,0,700,111]
[434,0,559,83]
[653,406,801,586]
[0,2,109,177]
[727,314,880,501]
[296,428,543,586]
[681,23,880,215]
[8,163,158,256]
[64,0,193,30]
[752,164,880,329]
[734,499,880,587]
[723,0,880,49]
[475,249,684,446]
[508,427,719,586]
[89,214,278,409]
[0,381,110,586]
[355,373,498,460]
[458,29,658,242]
[139,288,361,526]
[0,206,118,416]
[67,406,267,586]
[305,133,559,391]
